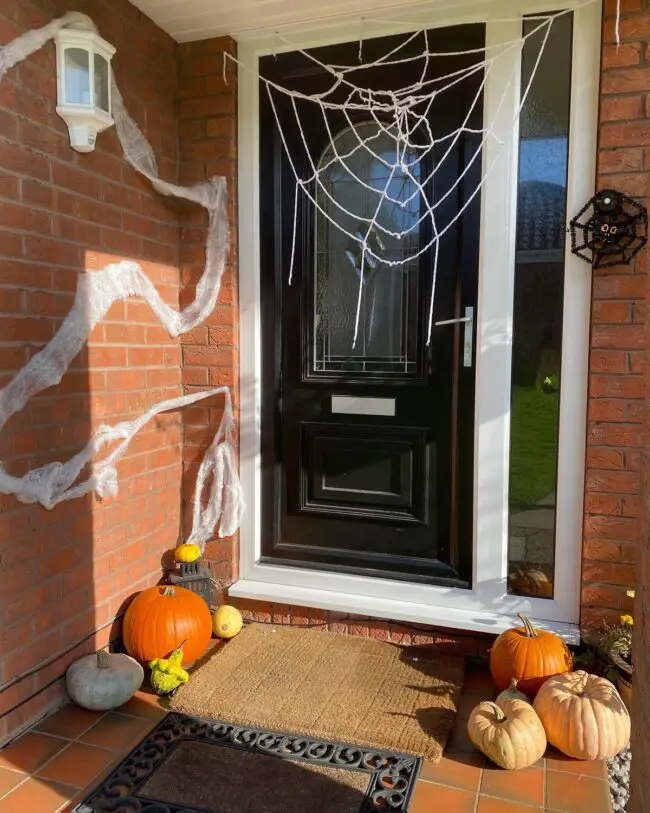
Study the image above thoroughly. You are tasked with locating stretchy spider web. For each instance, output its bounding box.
[0,12,242,545]
[226,5,588,348]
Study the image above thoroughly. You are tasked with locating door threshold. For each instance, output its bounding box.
[228,578,580,643]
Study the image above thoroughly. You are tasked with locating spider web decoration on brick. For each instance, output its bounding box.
[569,190,648,269]
[0,12,243,546]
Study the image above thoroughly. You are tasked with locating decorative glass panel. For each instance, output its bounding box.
[94,54,110,112]
[507,14,572,599]
[313,122,420,376]
[64,47,90,105]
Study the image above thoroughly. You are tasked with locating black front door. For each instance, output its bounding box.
[259,26,484,586]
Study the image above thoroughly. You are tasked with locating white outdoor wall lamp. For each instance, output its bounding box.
[54,22,115,153]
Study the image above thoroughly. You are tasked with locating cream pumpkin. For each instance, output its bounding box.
[496,678,530,706]
[467,698,547,770]
[533,671,630,760]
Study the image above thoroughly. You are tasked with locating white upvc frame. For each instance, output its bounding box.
[233,0,601,641]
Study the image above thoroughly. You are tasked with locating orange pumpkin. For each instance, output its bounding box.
[123,585,212,664]
[490,614,573,698]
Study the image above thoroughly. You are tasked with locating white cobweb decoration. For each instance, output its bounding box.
[226,3,587,348]
[0,12,242,545]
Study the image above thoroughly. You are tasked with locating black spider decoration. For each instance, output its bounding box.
[569,189,647,268]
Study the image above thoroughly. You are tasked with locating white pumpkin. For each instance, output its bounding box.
[468,698,547,770]
[66,650,144,711]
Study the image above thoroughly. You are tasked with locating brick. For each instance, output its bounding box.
[589,374,643,398]
[585,447,625,470]
[622,495,643,517]
[51,163,102,199]
[582,562,636,588]
[603,15,650,43]
[581,585,622,609]
[586,470,640,494]
[598,147,644,174]
[589,423,643,447]
[584,491,622,515]
[0,140,50,180]
[602,42,642,69]
[602,68,650,95]
[590,350,626,373]
[585,516,640,541]
[600,95,644,125]
[0,229,24,258]
[591,324,645,350]
[588,399,627,423]
[592,274,646,299]
[600,121,650,148]
[604,0,642,15]
[180,55,224,78]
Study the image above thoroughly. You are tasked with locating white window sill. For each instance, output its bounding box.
[228,578,580,643]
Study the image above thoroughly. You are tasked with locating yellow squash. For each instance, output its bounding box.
[174,543,201,563]
[213,605,243,639]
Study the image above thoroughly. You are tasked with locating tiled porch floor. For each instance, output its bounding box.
[0,662,612,813]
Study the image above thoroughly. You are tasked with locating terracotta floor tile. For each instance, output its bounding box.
[410,781,477,813]
[36,704,105,740]
[0,778,78,813]
[116,693,168,721]
[37,742,116,789]
[462,670,496,698]
[0,768,24,798]
[79,712,154,751]
[419,752,483,791]
[546,771,612,813]
[545,748,608,779]
[477,796,543,813]
[446,721,476,753]
[481,765,544,806]
[456,694,481,720]
[0,733,67,775]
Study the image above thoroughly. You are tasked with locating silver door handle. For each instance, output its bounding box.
[434,306,474,367]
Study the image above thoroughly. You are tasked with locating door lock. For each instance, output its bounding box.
[434,306,474,367]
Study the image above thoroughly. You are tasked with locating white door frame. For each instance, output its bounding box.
[232,0,601,641]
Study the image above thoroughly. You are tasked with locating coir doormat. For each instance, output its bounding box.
[74,712,422,812]
[171,624,465,762]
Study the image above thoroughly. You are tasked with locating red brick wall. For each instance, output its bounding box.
[177,38,240,600]
[0,0,181,741]
[231,601,494,656]
[581,0,647,631]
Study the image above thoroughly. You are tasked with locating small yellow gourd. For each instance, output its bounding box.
[175,543,201,563]
[213,605,243,639]
[467,698,547,770]
[149,646,189,695]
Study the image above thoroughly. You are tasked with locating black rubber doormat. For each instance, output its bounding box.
[74,712,422,813]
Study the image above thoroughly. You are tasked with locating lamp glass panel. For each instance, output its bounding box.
[64,47,90,105]
[94,54,110,112]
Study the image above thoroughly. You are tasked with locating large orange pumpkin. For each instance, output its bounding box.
[123,585,212,664]
[489,614,573,697]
